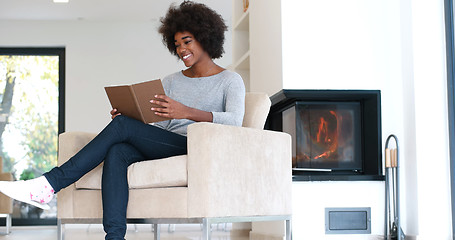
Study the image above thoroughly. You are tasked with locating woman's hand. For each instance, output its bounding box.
[110,108,122,120]
[151,95,213,122]
[150,95,190,119]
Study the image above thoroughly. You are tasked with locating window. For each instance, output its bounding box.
[0,47,65,225]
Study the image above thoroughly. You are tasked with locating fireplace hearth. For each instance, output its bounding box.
[265,90,383,181]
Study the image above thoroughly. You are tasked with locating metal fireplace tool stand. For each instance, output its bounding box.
[384,134,405,240]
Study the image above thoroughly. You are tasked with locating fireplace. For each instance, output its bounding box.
[293,101,362,170]
[265,90,383,181]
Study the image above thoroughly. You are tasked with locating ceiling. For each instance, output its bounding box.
[0,0,230,22]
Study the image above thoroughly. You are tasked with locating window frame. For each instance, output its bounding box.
[0,47,65,225]
[444,0,455,236]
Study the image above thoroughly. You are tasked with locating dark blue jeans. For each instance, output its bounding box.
[44,116,187,240]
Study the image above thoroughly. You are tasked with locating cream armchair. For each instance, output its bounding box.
[57,92,292,240]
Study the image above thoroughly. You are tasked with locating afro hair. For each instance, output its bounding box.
[158,1,228,59]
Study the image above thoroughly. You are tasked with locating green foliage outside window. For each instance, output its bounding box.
[0,55,59,178]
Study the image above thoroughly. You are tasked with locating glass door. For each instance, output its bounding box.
[0,48,65,225]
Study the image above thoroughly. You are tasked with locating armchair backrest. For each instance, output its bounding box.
[242,92,271,129]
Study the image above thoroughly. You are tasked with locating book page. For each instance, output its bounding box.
[132,80,171,123]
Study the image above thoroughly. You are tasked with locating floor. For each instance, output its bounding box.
[0,224,248,240]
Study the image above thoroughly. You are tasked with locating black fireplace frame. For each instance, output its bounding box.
[265,89,384,181]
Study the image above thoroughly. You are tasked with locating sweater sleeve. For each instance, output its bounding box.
[211,73,246,126]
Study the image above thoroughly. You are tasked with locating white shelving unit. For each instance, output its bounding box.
[232,1,286,239]
[232,2,250,91]
[231,0,283,95]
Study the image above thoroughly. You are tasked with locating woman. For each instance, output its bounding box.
[0,1,245,239]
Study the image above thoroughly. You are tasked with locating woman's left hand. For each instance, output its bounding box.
[150,95,189,119]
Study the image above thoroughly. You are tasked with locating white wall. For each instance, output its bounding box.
[282,0,452,239]
[282,1,402,238]
[0,1,232,134]
[412,0,452,239]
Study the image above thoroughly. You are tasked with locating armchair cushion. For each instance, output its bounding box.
[242,92,271,129]
[75,155,188,190]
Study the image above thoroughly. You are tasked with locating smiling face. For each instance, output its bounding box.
[174,31,211,67]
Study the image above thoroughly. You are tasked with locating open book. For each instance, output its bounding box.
[105,79,171,124]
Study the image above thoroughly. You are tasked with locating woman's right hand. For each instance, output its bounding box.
[110,108,121,119]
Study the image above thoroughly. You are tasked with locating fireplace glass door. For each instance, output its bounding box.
[294,102,362,170]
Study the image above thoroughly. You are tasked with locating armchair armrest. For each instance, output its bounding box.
[58,131,97,166]
[0,173,13,214]
[57,131,96,218]
[186,122,292,218]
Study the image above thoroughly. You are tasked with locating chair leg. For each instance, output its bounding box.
[57,219,64,240]
[202,218,211,240]
[154,224,160,240]
[285,219,292,240]
[168,224,175,233]
[216,223,227,231]
[5,214,11,234]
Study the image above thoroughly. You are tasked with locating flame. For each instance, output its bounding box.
[316,117,329,143]
[313,110,340,160]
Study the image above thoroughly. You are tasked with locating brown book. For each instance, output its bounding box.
[105,79,171,124]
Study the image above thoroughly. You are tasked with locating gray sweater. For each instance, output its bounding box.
[154,70,246,136]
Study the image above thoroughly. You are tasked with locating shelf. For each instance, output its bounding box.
[233,50,250,70]
[232,0,251,92]
[233,9,249,31]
